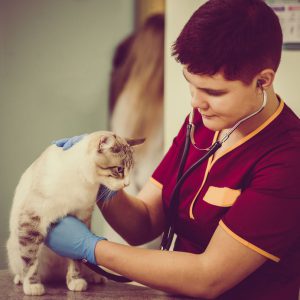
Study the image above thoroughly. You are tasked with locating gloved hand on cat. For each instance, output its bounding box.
[53,134,117,202]
[45,215,106,265]
[53,134,87,150]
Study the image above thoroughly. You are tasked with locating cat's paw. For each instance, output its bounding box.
[84,272,107,284]
[13,274,23,285]
[67,278,88,292]
[23,283,45,296]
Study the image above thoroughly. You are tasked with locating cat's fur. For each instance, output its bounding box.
[6,131,143,296]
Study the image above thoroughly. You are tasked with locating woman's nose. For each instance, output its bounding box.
[191,90,209,110]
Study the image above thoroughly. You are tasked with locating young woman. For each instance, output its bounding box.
[46,1,300,299]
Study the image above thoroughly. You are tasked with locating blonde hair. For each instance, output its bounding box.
[110,14,164,139]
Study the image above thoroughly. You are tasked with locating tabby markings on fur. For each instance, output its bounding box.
[6,131,144,295]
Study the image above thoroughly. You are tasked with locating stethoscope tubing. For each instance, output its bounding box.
[81,128,222,281]
[161,89,267,250]
[161,133,222,250]
[81,259,132,282]
[83,88,267,282]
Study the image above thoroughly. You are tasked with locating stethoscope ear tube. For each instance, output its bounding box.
[175,140,222,189]
[81,259,132,283]
[161,124,192,250]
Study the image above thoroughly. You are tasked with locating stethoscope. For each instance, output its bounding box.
[82,85,268,282]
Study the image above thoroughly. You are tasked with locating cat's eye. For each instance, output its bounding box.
[117,167,124,174]
[111,166,124,178]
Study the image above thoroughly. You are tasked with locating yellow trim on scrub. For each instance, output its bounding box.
[189,131,220,219]
[219,220,280,262]
[149,177,163,189]
[209,99,284,170]
[203,186,241,207]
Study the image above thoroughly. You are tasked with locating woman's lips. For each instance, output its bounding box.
[201,114,215,119]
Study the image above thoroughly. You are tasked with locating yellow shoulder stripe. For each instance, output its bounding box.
[219,220,280,262]
[209,99,284,170]
[149,177,163,189]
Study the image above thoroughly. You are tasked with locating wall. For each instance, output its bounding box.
[0,0,134,269]
[165,0,300,150]
[274,51,300,113]
[164,0,206,148]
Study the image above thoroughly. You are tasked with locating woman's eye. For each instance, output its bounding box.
[208,92,223,96]
[204,89,226,96]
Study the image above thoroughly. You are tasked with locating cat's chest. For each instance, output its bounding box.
[61,186,98,221]
[50,182,98,216]
[66,184,98,205]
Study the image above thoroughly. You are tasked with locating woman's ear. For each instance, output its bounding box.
[126,138,146,147]
[256,69,275,89]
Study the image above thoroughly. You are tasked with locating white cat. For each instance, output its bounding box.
[6,131,143,296]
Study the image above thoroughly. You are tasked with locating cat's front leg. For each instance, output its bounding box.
[65,214,90,292]
[80,215,107,285]
[66,259,88,292]
[18,212,45,296]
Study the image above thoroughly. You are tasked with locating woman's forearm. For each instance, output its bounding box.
[97,190,155,245]
[94,240,214,299]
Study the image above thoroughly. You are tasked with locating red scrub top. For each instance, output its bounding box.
[151,99,300,300]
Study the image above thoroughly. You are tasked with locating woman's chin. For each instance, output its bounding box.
[202,118,223,132]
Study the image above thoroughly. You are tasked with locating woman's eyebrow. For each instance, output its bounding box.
[201,87,228,94]
[182,70,228,93]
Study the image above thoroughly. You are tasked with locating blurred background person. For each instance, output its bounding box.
[109,14,165,196]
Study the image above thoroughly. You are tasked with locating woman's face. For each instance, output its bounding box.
[183,67,263,132]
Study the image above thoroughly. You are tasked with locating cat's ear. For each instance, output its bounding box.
[126,138,146,147]
[98,135,114,153]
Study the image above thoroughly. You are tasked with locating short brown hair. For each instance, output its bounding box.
[172,0,283,84]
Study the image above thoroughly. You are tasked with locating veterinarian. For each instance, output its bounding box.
[45,1,300,299]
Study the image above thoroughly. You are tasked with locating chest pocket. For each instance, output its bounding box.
[203,186,241,207]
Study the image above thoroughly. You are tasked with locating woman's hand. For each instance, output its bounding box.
[52,134,87,150]
[45,215,106,265]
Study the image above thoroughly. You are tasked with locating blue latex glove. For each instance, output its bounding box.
[97,185,118,202]
[53,134,87,150]
[45,215,106,265]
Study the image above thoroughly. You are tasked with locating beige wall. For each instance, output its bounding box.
[135,0,165,27]
[0,0,134,269]
[165,0,300,150]
[164,0,206,149]
[274,51,300,113]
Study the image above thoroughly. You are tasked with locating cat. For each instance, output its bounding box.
[6,131,144,296]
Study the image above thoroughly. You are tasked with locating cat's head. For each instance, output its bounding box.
[87,131,145,190]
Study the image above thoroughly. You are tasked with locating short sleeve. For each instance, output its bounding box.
[151,116,188,188]
[220,144,300,262]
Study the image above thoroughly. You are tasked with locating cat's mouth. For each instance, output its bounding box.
[96,164,108,170]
